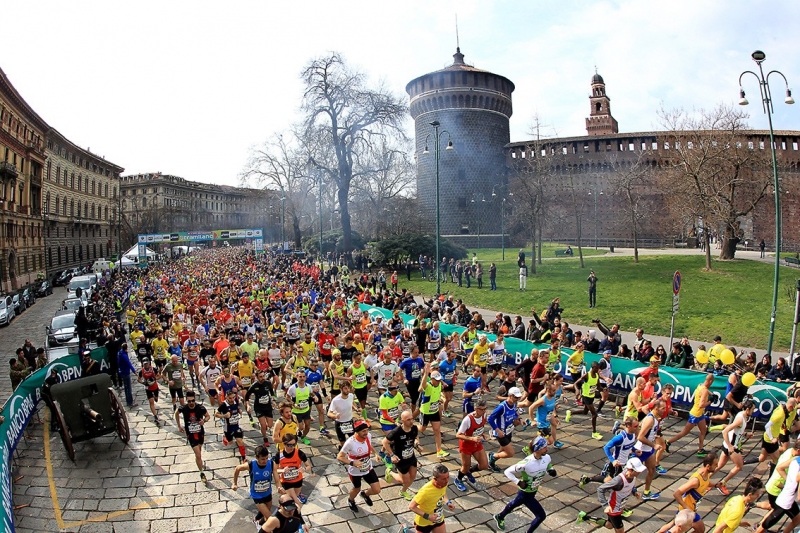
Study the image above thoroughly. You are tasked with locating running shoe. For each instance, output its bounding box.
[642,491,660,500]
[494,514,506,530]
[614,406,621,418]
[385,466,393,483]
[222,435,229,446]
[298,493,308,504]
[554,441,565,449]
[696,448,709,457]
[348,499,358,512]
[521,445,531,456]
[301,436,311,446]
[595,518,607,526]
[611,420,621,434]
[400,490,413,501]
[708,424,726,433]
[521,419,532,430]
[717,484,730,496]
[453,477,468,492]
[576,511,586,524]
[592,432,603,440]
[200,472,207,483]
[360,490,373,506]
[250,418,256,428]
[436,449,450,458]
[579,474,589,489]
[465,472,477,484]
[597,411,608,418]
[263,437,270,445]
[488,452,500,472]
[655,465,668,475]
[665,441,671,453]
[443,410,452,418]
[320,428,330,436]
[154,416,161,426]
[565,411,572,423]
[621,509,633,518]
[574,399,583,406]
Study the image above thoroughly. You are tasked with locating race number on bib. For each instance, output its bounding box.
[401,447,414,459]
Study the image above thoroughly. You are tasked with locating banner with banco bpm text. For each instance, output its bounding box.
[0,347,109,533]
[359,304,791,418]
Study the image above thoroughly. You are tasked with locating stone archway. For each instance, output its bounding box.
[8,251,17,290]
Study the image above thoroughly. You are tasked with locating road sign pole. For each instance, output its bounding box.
[669,271,682,349]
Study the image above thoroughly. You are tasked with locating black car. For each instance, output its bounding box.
[21,287,35,308]
[11,293,25,314]
[54,270,72,287]
[36,280,53,297]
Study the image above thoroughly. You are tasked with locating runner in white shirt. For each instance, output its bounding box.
[328,382,359,448]
[337,420,383,513]
[200,358,223,407]
[372,350,401,394]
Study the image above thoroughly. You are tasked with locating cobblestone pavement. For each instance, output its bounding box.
[0,275,782,533]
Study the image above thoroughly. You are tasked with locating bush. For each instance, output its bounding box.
[369,234,467,266]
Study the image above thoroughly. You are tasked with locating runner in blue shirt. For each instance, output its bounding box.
[399,345,425,406]
[305,360,330,436]
[231,445,273,527]
[462,365,484,414]
[488,386,524,472]
[434,349,459,417]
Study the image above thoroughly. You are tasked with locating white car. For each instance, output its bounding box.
[0,295,15,326]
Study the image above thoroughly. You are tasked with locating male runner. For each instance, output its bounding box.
[216,388,247,463]
[175,390,211,482]
[338,419,383,513]
[454,399,489,492]
[246,369,276,445]
[383,409,420,501]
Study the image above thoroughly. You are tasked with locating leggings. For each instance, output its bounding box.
[406,380,421,406]
[498,491,547,533]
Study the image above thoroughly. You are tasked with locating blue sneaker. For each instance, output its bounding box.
[655,465,668,475]
[554,440,565,449]
[642,491,660,500]
[453,477,467,492]
[611,420,621,434]
[465,472,477,484]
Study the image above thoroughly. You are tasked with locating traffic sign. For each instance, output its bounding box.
[673,271,682,295]
[672,293,680,313]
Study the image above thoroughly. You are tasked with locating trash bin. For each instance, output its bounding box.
[609,246,615,253]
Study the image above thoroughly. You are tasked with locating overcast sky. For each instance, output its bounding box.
[2,0,798,186]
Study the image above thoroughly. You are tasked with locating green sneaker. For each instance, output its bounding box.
[595,518,607,526]
[301,436,311,446]
[521,445,531,456]
[576,511,587,524]
[579,474,589,489]
[621,509,633,518]
[385,465,393,483]
[436,449,450,458]
[400,490,413,501]
[494,514,506,530]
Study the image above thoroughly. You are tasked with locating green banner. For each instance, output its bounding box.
[0,347,109,533]
[359,304,790,417]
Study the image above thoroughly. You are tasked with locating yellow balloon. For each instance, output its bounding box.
[741,372,757,387]
[720,349,735,366]
[695,350,708,364]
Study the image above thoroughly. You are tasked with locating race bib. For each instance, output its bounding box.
[283,466,300,480]
[312,383,321,392]
[229,413,240,425]
[253,480,271,493]
[401,447,414,459]
[444,372,454,382]
[429,401,439,412]
[297,400,309,410]
[241,377,252,387]
[355,373,367,384]
[188,422,202,434]
[473,426,485,437]
[339,421,353,434]
[343,360,352,369]
[388,407,400,420]
[259,395,270,404]
[411,368,421,379]
[172,370,181,380]
[323,342,331,350]
[479,352,488,363]
[359,458,372,472]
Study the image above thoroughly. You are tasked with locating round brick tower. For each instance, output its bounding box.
[406,48,514,248]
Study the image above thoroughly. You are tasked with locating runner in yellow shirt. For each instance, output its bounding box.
[469,335,490,391]
[408,464,456,533]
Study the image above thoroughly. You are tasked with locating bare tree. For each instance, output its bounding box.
[300,53,408,252]
[659,104,772,267]
[241,132,314,248]
[606,150,654,263]
[564,168,589,268]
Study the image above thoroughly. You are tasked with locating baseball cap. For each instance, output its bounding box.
[531,436,548,452]
[353,420,370,432]
[625,457,647,473]
[430,371,442,381]
[603,349,613,355]
[508,387,523,398]
[650,356,660,363]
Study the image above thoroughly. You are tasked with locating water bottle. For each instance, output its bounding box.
[565,409,572,423]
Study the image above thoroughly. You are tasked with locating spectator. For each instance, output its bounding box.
[632,329,647,358]
[587,270,598,308]
[117,343,138,406]
[742,352,757,374]
[81,351,101,376]
[545,298,563,325]
[9,358,29,390]
[584,330,600,353]
[510,316,525,340]
[768,357,793,382]
[599,334,621,356]
[666,342,687,368]
[755,354,772,376]
[617,344,632,359]
[654,344,668,364]
[635,340,654,363]
[489,263,497,291]
[22,340,36,369]
[680,337,694,365]
[35,348,48,370]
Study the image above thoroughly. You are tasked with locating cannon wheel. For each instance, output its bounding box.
[52,401,75,462]
[108,388,130,443]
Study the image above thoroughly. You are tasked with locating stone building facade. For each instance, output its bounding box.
[119,173,270,245]
[44,130,124,274]
[406,48,514,248]
[0,67,47,292]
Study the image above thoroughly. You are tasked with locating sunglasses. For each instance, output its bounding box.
[284,442,296,448]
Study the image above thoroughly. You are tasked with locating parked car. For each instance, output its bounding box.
[62,295,88,312]
[21,286,35,308]
[0,295,15,326]
[12,293,25,314]
[67,275,95,300]
[36,280,54,297]
[54,269,73,287]
[46,310,78,347]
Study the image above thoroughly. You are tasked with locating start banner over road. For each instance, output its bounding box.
[359,304,791,418]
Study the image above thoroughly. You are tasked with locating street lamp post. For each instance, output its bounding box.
[470,194,486,249]
[588,185,604,249]
[280,196,286,253]
[739,49,794,356]
[77,215,83,267]
[491,186,513,261]
[318,176,324,269]
[423,121,454,296]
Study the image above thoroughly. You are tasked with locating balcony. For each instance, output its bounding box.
[27,171,41,187]
[0,161,17,179]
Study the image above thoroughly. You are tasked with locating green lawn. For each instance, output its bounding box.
[400,251,800,352]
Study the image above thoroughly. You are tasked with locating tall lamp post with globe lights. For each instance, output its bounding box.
[422,121,453,296]
[738,49,794,356]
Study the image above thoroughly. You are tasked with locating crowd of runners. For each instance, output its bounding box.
[100,246,800,533]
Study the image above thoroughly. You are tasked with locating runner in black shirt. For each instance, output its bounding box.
[246,370,276,445]
[382,409,420,500]
[175,391,211,483]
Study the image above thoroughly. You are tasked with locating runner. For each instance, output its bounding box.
[595,348,614,417]
[383,409,420,501]
[162,354,187,411]
[493,436,556,533]
[462,365,484,415]
[580,416,639,489]
[637,399,666,500]
[405,464,456,533]
[759,441,800,532]
[434,348,459,417]
[655,453,718,533]
[575,457,647,533]
[372,349,401,395]
[256,494,309,533]
[455,399,489,492]
[469,335,490,391]
[328,382,358,449]
[273,402,300,454]
[716,478,769,533]
[305,359,329,436]
[273,433,313,508]
[755,439,800,533]
[400,344,425,407]
[417,364,450,458]
[136,358,161,425]
[347,351,373,420]
[378,381,407,435]
[216,388,247,463]
[668,373,714,457]
[286,370,313,445]
[337,419,383,513]
[573,361,603,440]
[566,342,586,405]
[715,399,756,495]
[235,353,257,425]
[757,398,799,466]
[200,356,222,407]
[525,379,563,450]
[231,444,275,527]
[246,369,277,445]
[486,331,506,388]
[175,390,211,482]
[488,387,524,472]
